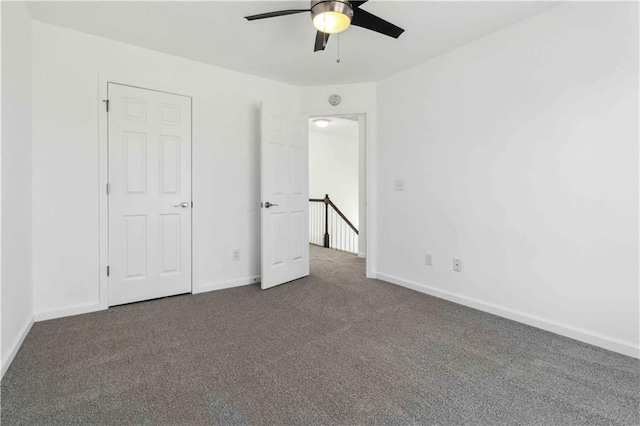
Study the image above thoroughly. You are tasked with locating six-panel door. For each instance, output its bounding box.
[108,83,192,306]
[261,104,310,289]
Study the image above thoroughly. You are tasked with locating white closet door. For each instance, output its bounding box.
[108,83,192,306]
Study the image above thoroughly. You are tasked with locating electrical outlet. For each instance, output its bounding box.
[394,179,404,191]
[425,253,433,266]
[232,249,240,261]
[453,258,462,272]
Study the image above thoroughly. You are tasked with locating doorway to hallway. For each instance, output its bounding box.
[308,115,366,265]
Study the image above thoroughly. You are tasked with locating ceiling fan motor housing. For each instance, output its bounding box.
[311,1,354,34]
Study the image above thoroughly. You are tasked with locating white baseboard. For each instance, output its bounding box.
[194,276,260,294]
[357,252,366,259]
[35,302,102,322]
[1,315,34,379]
[376,272,640,359]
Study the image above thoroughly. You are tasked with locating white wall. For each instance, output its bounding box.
[1,1,34,376]
[32,21,302,318]
[309,119,359,228]
[301,83,377,269]
[23,2,637,361]
[377,2,639,357]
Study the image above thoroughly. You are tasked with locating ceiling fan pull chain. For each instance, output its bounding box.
[337,33,341,63]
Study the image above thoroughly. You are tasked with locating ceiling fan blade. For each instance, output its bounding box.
[351,8,404,38]
[350,1,369,8]
[314,31,330,52]
[245,9,309,21]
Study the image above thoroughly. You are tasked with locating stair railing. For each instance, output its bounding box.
[309,194,359,254]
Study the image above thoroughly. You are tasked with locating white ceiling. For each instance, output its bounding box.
[27,1,560,87]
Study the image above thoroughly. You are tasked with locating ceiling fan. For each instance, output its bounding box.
[245,1,405,52]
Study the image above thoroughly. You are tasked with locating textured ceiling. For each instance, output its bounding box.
[27,1,560,86]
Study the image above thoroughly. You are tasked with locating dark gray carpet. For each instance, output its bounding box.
[2,245,639,425]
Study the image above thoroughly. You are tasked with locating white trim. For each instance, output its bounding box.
[376,272,640,359]
[1,316,34,379]
[357,116,367,259]
[193,276,260,294]
[98,74,109,310]
[363,110,376,279]
[35,302,102,322]
[357,252,366,259]
[98,74,196,309]
[0,0,3,382]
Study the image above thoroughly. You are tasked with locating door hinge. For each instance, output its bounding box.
[191,201,194,208]
[106,265,110,276]
[103,99,110,112]
[106,183,110,195]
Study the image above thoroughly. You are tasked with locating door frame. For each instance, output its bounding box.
[98,74,194,310]
[307,111,376,278]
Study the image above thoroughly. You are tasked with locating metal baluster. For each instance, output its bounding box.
[310,202,313,244]
[309,202,312,244]
[332,210,336,249]
[331,210,334,249]
[328,209,331,249]
[313,203,315,244]
[329,209,332,249]
[313,203,316,244]
[337,217,340,251]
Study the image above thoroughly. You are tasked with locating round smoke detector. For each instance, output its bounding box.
[329,94,341,106]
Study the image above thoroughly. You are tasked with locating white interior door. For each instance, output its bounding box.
[261,104,309,289]
[108,83,192,306]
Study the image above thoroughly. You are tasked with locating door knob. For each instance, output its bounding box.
[174,202,190,208]
[264,202,279,208]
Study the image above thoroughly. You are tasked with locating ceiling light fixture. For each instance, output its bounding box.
[245,1,405,55]
[314,119,331,128]
[311,1,353,34]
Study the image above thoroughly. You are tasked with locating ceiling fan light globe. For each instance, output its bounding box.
[313,11,351,34]
[311,1,354,34]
